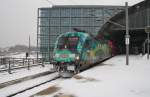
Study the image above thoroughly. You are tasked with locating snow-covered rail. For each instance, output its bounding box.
[0,72,60,97]
[0,58,46,73]
[0,71,53,89]
[8,76,60,97]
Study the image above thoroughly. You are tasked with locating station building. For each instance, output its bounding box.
[99,0,150,54]
[37,5,124,61]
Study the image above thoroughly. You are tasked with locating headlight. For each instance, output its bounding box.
[76,55,80,60]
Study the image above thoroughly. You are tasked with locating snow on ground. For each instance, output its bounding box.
[0,72,59,97]
[29,55,150,97]
[0,64,56,97]
[4,52,42,58]
[0,55,150,97]
[0,52,45,83]
[0,64,53,84]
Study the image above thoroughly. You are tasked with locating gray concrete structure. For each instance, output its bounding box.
[99,0,150,54]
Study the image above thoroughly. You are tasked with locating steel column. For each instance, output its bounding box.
[125,2,130,65]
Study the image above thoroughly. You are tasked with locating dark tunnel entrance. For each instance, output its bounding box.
[110,29,147,54]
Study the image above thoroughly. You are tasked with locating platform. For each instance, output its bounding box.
[31,55,150,97]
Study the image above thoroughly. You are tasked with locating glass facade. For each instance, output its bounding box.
[37,6,124,61]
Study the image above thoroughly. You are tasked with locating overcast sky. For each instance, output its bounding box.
[0,0,144,48]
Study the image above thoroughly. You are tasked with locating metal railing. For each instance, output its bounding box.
[0,58,48,74]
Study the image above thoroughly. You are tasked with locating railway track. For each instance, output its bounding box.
[0,71,53,89]
[7,76,60,97]
[3,57,112,97]
[7,75,60,97]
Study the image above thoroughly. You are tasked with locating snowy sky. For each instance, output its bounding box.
[0,0,144,48]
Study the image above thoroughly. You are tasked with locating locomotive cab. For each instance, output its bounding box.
[53,32,83,77]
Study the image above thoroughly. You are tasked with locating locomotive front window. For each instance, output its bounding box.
[57,36,79,51]
[57,37,66,49]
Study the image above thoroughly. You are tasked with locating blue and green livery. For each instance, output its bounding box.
[53,32,113,77]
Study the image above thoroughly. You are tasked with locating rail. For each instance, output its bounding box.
[7,73,60,97]
[0,58,50,74]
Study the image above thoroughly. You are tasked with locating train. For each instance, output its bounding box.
[52,31,115,77]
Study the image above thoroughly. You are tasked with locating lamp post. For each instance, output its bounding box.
[147,31,149,59]
[146,0,150,59]
[29,35,31,58]
[145,26,150,59]
[125,2,130,65]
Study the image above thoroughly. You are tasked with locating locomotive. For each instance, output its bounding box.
[53,32,114,77]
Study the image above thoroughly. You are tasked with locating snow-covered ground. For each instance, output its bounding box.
[1,55,150,97]
[28,55,150,97]
[0,64,56,97]
[0,52,45,84]
[0,64,53,84]
[4,52,42,58]
[0,72,59,97]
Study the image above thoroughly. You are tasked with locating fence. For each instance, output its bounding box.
[0,58,48,74]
